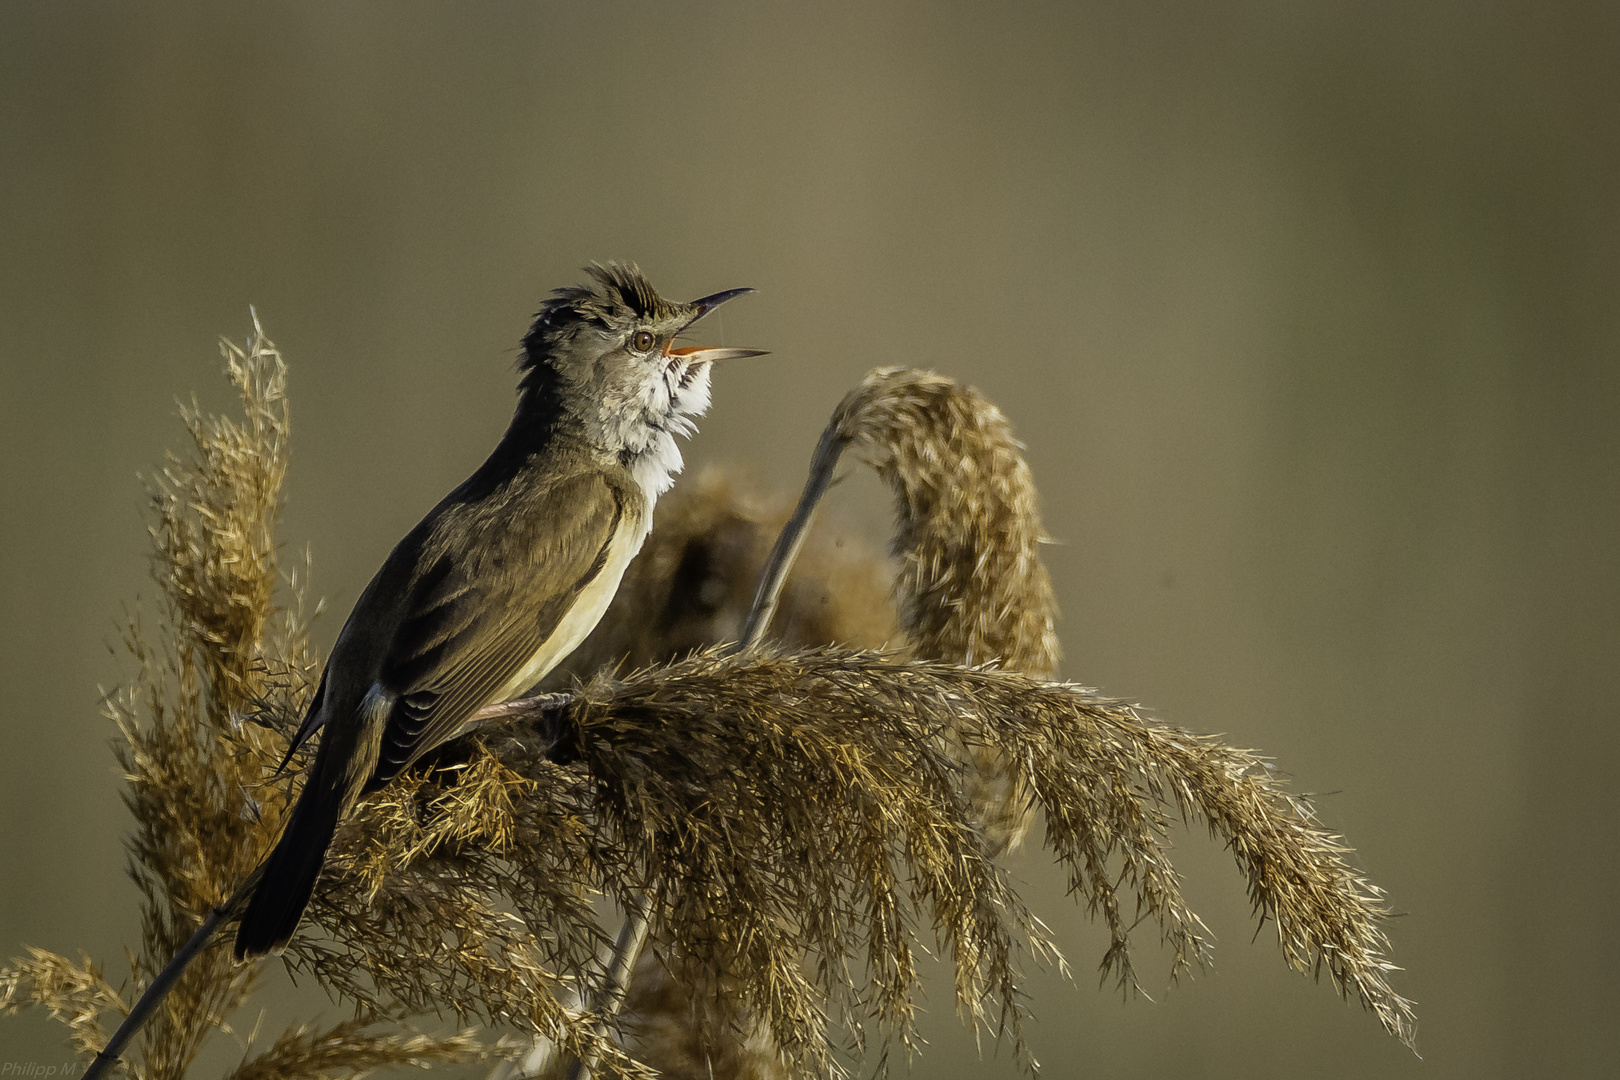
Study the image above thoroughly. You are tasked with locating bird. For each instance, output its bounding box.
[233,263,765,959]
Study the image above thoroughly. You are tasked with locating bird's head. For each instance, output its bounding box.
[520,264,764,490]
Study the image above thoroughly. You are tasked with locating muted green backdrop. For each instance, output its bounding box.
[3,2,1617,1077]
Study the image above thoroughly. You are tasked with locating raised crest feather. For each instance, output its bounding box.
[524,263,686,362]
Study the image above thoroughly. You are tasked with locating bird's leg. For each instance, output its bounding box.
[468,691,575,726]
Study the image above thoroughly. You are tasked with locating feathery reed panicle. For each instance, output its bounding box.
[2,319,490,1080]
[830,368,1059,678]
[0,948,129,1065]
[825,368,1059,852]
[222,1021,487,1080]
[115,321,294,1080]
[468,645,1414,1058]
[8,328,1414,1080]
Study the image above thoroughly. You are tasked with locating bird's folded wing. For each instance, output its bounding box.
[369,472,625,786]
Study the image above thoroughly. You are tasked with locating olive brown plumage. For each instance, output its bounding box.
[234,265,764,958]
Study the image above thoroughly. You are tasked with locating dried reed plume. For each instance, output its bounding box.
[480,646,1416,1051]
[572,370,1063,1078]
[831,367,1059,679]
[1,321,486,1079]
[792,368,1060,852]
[519,369,1411,1077]
[2,328,1415,1080]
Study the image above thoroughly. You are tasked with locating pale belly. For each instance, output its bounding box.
[489,516,647,702]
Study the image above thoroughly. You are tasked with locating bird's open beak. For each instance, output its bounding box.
[689,287,755,318]
[674,287,769,361]
[666,344,770,362]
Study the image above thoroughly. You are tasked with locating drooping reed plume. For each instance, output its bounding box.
[813,367,1061,853]
[503,369,1413,1078]
[2,325,1415,1080]
[556,369,1064,1079]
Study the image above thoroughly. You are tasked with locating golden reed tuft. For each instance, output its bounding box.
[827,367,1060,854]
[492,370,1412,1078]
[1,323,486,1080]
[2,329,1414,1080]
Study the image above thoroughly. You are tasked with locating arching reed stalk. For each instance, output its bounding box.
[494,369,1412,1079]
[743,368,1060,854]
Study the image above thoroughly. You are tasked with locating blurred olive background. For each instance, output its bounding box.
[3,2,1616,1077]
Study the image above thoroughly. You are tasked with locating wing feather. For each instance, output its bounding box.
[367,472,626,787]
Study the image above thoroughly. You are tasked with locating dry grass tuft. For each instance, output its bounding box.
[831,368,1059,679]
[112,317,313,1080]
[222,1021,488,1080]
[1,319,485,1079]
[826,368,1060,853]
[0,948,128,1064]
[436,646,1415,1072]
[3,332,1414,1080]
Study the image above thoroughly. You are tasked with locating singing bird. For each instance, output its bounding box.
[234,264,764,958]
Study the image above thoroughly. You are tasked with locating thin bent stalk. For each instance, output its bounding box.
[82,880,252,1080]
[563,895,653,1080]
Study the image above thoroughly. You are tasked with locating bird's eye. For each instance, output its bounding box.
[632,330,656,353]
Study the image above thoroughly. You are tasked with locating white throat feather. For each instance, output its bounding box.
[589,357,713,506]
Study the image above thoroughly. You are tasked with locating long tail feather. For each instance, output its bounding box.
[233,776,342,959]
